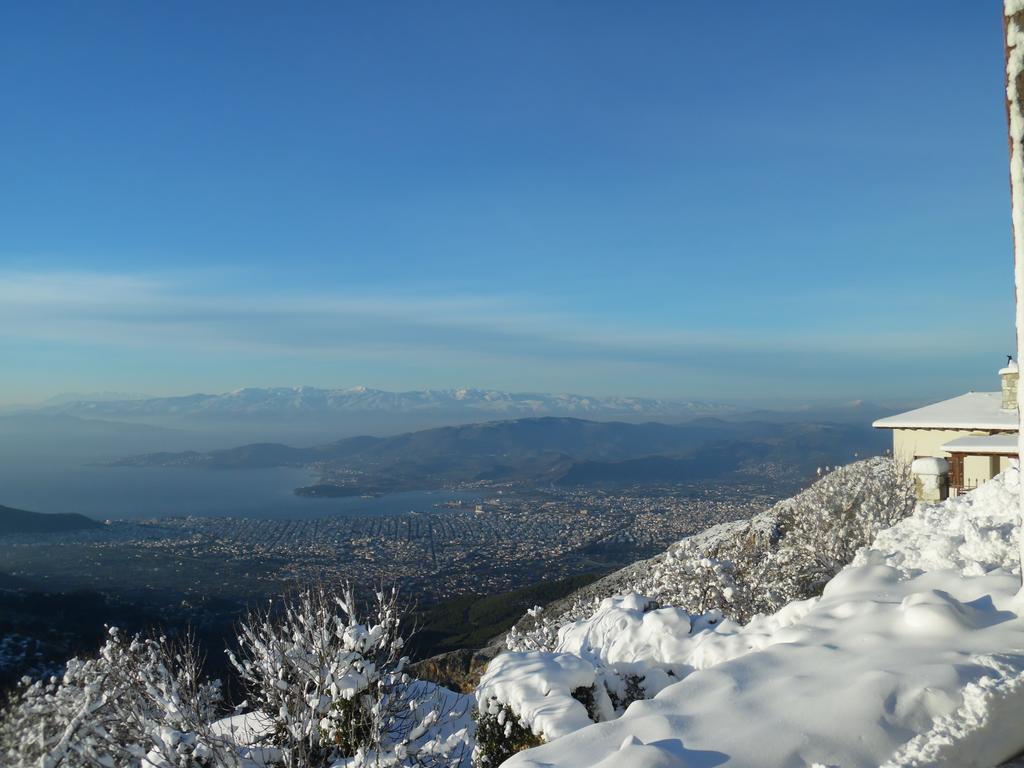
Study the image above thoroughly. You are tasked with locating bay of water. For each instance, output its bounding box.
[0,460,480,521]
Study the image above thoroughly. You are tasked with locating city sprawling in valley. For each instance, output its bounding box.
[0,478,781,605]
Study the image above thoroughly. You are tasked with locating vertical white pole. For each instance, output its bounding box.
[1005,1,1024,580]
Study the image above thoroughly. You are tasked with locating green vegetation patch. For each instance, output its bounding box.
[410,571,607,659]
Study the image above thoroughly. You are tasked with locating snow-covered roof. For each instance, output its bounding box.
[940,433,1019,455]
[872,392,1017,431]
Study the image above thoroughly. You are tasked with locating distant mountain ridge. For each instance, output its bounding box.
[36,386,736,424]
[112,415,890,492]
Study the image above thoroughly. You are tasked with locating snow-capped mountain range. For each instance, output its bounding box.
[34,386,736,424]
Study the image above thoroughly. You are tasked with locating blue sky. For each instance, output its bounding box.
[0,1,1015,405]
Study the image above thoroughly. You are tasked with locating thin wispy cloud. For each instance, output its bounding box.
[0,268,1008,410]
[0,269,981,368]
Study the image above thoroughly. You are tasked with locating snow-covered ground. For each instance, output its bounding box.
[855,469,1021,577]
[487,469,1024,767]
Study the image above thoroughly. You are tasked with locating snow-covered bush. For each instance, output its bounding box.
[504,598,602,654]
[641,456,914,622]
[773,456,915,600]
[227,585,468,768]
[471,701,541,768]
[504,605,576,654]
[0,627,236,768]
[0,586,470,768]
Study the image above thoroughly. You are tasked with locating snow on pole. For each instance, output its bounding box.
[1005,0,1024,582]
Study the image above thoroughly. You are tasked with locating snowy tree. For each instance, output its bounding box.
[227,584,467,768]
[0,627,237,768]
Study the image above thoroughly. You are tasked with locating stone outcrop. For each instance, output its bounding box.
[410,645,501,693]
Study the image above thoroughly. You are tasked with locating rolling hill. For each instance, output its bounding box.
[0,504,101,536]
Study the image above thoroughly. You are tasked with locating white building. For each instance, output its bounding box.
[873,363,1018,495]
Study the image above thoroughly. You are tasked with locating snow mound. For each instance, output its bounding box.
[478,593,818,743]
[856,468,1022,577]
[476,652,596,740]
[556,594,737,701]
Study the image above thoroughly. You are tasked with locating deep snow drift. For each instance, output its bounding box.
[489,470,1024,768]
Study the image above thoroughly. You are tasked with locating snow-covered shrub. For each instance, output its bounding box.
[550,594,729,707]
[227,585,468,768]
[0,627,236,768]
[655,554,739,614]
[504,604,584,654]
[640,457,914,622]
[773,456,915,600]
[505,599,599,654]
[227,585,401,767]
[471,701,541,768]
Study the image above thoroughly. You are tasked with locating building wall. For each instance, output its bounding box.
[963,454,1000,489]
[891,429,988,465]
[891,429,1010,492]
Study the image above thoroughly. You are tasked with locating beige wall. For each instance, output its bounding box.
[963,454,1000,489]
[891,429,988,465]
[891,428,1009,491]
